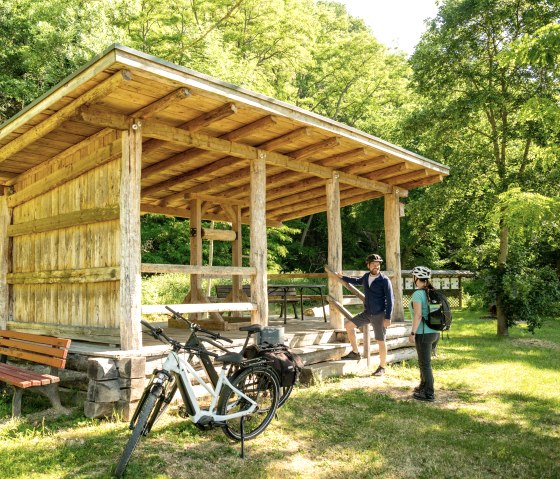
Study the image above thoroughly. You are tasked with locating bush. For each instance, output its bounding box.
[482,266,560,332]
[142,273,190,305]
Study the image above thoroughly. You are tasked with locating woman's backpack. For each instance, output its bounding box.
[424,288,452,332]
[243,343,304,387]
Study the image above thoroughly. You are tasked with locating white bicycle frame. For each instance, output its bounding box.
[160,350,258,424]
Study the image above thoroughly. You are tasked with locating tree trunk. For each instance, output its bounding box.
[496,220,509,336]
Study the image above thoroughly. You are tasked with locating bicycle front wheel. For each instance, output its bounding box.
[218,366,279,441]
[114,390,159,478]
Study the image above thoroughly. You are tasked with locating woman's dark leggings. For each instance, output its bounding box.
[415,332,440,395]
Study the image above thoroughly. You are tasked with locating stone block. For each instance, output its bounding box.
[87,378,121,402]
[120,378,146,402]
[87,358,118,380]
[116,356,146,379]
[118,399,140,422]
[84,400,117,419]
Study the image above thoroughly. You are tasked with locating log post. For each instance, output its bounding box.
[189,198,204,322]
[250,151,268,325]
[119,122,142,350]
[231,205,244,301]
[0,193,11,329]
[326,172,344,329]
[384,188,404,321]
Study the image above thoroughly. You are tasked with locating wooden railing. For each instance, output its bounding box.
[324,265,371,365]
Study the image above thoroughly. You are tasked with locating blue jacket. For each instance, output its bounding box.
[342,273,394,319]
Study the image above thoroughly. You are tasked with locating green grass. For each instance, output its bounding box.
[1,312,559,478]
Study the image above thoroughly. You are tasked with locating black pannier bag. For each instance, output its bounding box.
[243,343,304,387]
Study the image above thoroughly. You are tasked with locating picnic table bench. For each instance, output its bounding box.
[0,330,71,416]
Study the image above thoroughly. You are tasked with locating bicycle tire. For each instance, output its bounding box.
[278,383,294,408]
[114,391,159,478]
[218,366,279,441]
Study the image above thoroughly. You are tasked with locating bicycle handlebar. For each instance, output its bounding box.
[140,320,219,357]
[164,306,233,343]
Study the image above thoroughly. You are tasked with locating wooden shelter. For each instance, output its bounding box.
[0,45,449,350]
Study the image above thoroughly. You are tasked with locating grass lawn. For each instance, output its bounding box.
[1,311,559,478]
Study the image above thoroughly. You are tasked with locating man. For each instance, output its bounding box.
[337,254,394,376]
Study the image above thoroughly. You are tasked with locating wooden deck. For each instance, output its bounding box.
[68,314,416,385]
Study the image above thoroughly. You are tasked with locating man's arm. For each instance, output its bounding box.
[384,278,394,320]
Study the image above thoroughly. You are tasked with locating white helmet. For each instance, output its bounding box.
[412,266,431,279]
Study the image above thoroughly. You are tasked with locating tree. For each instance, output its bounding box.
[406,0,560,335]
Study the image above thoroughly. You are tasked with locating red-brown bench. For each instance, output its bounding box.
[0,330,71,416]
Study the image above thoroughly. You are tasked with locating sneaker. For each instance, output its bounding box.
[341,351,361,360]
[372,366,385,377]
[413,391,435,402]
[413,384,425,393]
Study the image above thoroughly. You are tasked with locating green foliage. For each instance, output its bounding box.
[141,273,190,305]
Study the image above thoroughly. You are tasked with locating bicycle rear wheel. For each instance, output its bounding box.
[218,366,279,441]
[114,390,159,478]
[278,383,294,408]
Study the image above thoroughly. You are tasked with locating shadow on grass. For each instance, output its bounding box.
[1,382,559,479]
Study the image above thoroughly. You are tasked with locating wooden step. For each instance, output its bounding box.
[299,347,417,385]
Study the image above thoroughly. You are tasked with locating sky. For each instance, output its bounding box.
[337,0,439,55]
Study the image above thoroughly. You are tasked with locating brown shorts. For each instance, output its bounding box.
[348,311,386,341]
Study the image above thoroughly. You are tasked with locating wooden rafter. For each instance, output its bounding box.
[140,102,240,175]
[0,70,132,164]
[141,115,278,197]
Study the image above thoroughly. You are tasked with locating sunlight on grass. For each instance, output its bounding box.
[1,312,559,478]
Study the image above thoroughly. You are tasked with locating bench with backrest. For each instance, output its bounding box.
[215,284,299,319]
[0,330,71,416]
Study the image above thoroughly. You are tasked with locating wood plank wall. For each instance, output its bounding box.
[7,130,122,343]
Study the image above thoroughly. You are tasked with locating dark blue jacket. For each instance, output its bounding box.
[342,273,394,319]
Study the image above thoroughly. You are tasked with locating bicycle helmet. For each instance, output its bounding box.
[412,266,431,279]
[366,254,383,264]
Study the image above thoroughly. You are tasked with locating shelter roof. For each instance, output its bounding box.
[0,45,449,225]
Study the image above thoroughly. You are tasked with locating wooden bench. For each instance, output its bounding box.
[215,284,299,318]
[0,330,71,416]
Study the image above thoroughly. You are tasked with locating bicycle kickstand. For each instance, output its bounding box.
[240,416,245,458]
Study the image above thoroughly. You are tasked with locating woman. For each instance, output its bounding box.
[408,266,440,402]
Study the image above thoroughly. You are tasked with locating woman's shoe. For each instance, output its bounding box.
[413,391,435,402]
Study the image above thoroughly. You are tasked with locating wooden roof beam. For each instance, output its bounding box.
[140,120,392,194]
[140,202,281,227]
[141,102,238,157]
[397,174,443,190]
[385,169,428,185]
[141,115,278,191]
[135,87,191,119]
[316,148,368,167]
[291,137,340,159]
[155,126,313,204]
[0,69,132,164]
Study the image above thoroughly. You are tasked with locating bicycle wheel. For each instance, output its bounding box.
[218,366,279,441]
[277,383,294,408]
[114,390,159,478]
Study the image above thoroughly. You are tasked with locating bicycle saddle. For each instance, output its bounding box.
[216,352,244,365]
[239,324,262,333]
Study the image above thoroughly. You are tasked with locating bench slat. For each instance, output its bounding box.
[0,346,67,369]
[0,363,59,388]
[0,337,69,360]
[0,330,71,349]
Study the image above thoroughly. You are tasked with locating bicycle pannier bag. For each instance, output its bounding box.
[244,343,303,387]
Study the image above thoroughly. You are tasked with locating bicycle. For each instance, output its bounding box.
[114,312,280,478]
[165,307,295,408]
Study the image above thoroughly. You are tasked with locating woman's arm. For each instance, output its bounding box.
[409,300,423,343]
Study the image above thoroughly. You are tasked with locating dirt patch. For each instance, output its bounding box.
[511,338,560,351]
[334,375,459,406]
